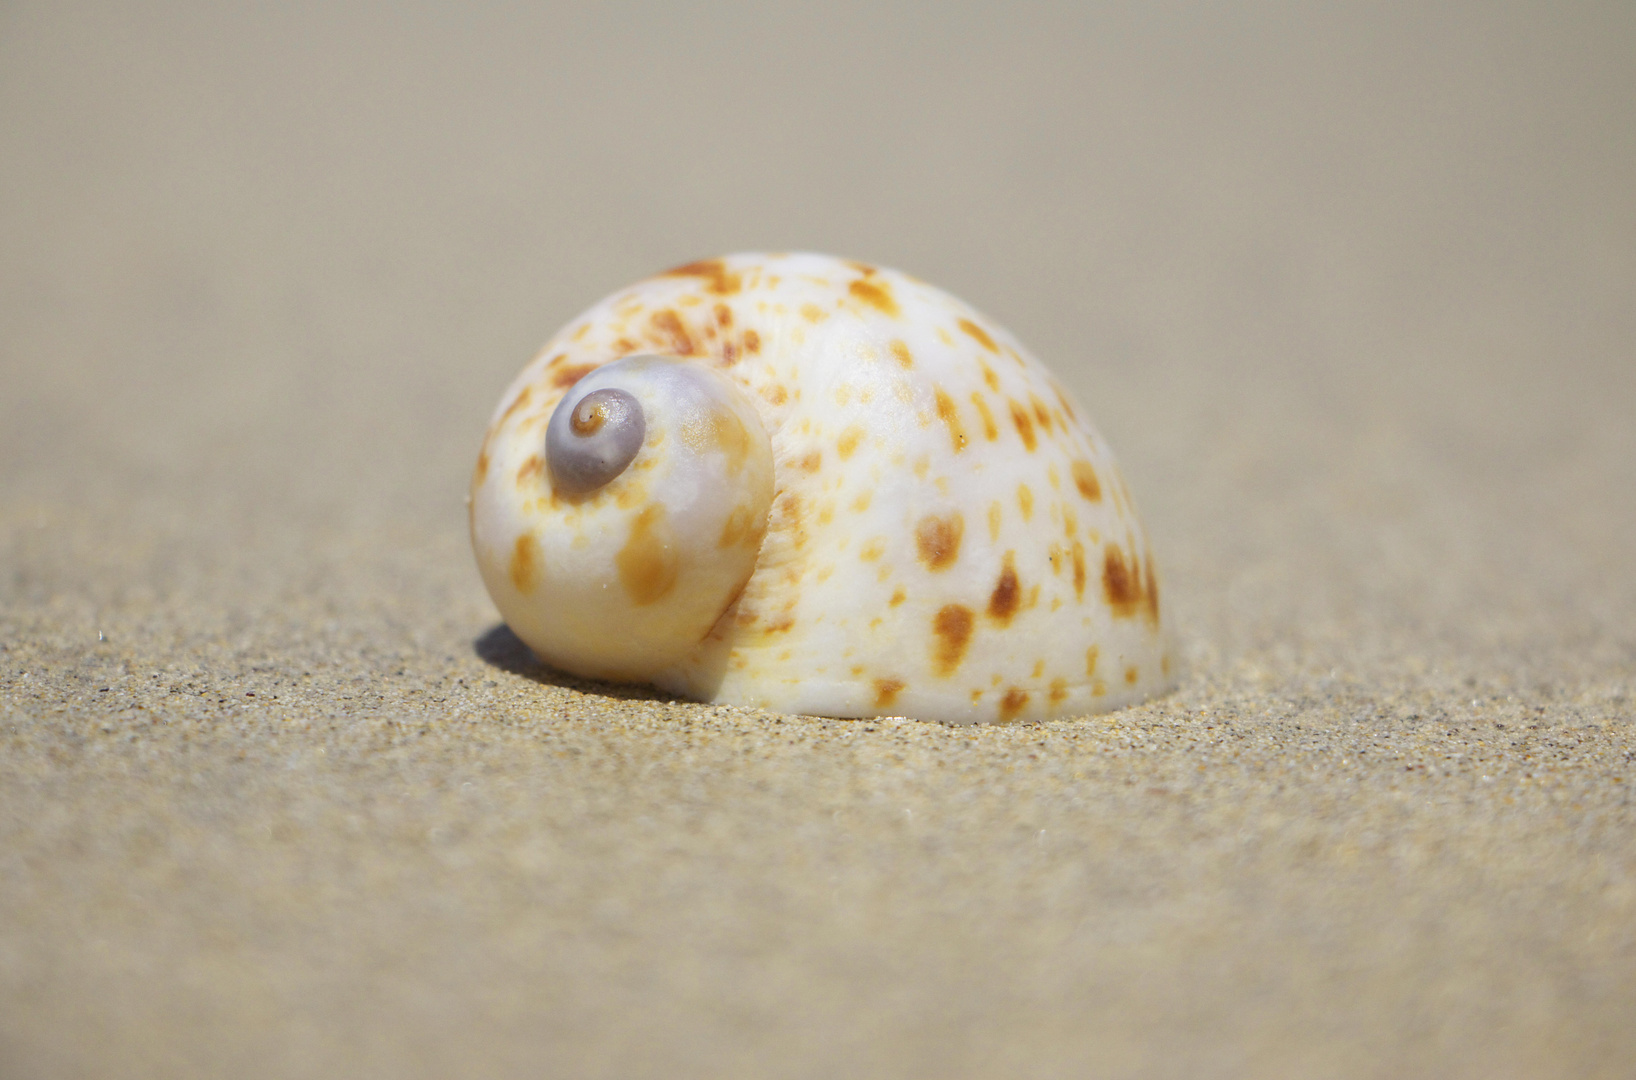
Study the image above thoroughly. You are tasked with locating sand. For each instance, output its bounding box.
[2,2,1633,1077]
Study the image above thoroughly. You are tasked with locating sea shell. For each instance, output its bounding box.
[471,253,1172,723]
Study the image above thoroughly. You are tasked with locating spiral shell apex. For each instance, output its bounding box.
[471,252,1173,723]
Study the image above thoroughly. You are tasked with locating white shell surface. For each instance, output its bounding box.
[472,253,1173,723]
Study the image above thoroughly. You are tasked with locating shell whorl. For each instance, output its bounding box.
[471,253,1174,723]
[546,386,646,495]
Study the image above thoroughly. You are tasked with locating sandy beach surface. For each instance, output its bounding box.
[3,2,1633,1076]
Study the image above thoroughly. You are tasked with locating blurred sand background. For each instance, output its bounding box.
[2,2,1634,1076]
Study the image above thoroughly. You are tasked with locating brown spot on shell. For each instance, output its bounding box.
[915,512,964,571]
[617,505,678,606]
[1102,544,1159,622]
[796,450,822,472]
[873,678,905,709]
[999,686,1029,722]
[743,329,761,353]
[987,501,1002,541]
[987,552,1021,625]
[649,309,695,355]
[849,277,899,317]
[1072,541,1087,599]
[970,393,998,440]
[474,448,490,486]
[1125,665,1139,685]
[859,537,886,561]
[890,587,907,606]
[1008,400,1037,451]
[663,258,741,295]
[1017,484,1034,521]
[1085,646,1100,676]
[516,454,544,485]
[933,387,967,452]
[552,363,598,389]
[501,385,534,423]
[890,340,913,368]
[801,303,826,323]
[718,503,764,549]
[958,318,999,353]
[1049,678,1068,705]
[681,410,752,473]
[1031,395,1053,432]
[979,361,1000,392]
[837,425,864,460]
[761,384,787,406]
[713,302,733,328]
[509,534,541,595]
[1072,460,1102,502]
[851,491,872,513]
[931,604,975,676]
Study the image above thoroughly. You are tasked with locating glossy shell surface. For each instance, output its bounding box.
[471,252,1173,723]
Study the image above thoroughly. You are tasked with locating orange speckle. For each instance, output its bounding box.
[617,505,678,605]
[681,410,751,473]
[1008,399,1037,451]
[958,317,999,353]
[970,393,998,440]
[801,303,826,323]
[718,503,764,549]
[663,258,741,295]
[890,340,913,368]
[915,512,964,571]
[933,387,967,452]
[713,302,733,328]
[797,449,822,472]
[851,490,873,513]
[1125,665,1139,685]
[873,678,906,709]
[987,552,1021,625]
[1031,660,1045,679]
[743,329,761,353]
[931,604,975,676]
[1072,460,1102,502]
[1031,394,1053,432]
[1055,386,1079,423]
[998,686,1029,722]
[1085,646,1100,676]
[1049,678,1068,704]
[761,383,788,406]
[849,277,899,317]
[501,385,534,423]
[1072,541,1086,600]
[978,361,1000,392]
[837,425,864,460]
[473,448,490,485]
[649,309,695,355]
[890,587,907,607]
[1092,678,1107,696]
[987,501,1002,542]
[1103,544,1159,622]
[516,454,544,486]
[859,538,886,561]
[1017,484,1034,521]
[1063,507,1078,538]
[509,534,541,594]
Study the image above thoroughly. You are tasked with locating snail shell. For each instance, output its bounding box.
[471,252,1173,723]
